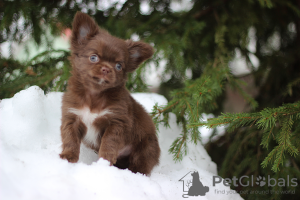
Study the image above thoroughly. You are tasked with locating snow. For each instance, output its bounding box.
[0,86,243,200]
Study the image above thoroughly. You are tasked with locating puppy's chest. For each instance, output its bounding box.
[68,107,111,147]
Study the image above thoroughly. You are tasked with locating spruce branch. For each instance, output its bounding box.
[204,102,300,172]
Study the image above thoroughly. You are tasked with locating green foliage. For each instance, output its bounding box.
[0,49,71,97]
[203,102,300,172]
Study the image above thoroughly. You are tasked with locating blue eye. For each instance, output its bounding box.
[115,63,122,71]
[89,54,99,63]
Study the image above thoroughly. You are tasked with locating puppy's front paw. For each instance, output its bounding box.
[60,152,79,163]
[99,152,117,166]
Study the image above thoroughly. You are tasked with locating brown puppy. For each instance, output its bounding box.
[59,12,160,175]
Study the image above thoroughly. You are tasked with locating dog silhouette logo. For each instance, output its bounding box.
[179,171,209,198]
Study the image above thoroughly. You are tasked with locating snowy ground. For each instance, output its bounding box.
[0,86,243,200]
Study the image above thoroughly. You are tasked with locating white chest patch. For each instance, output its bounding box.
[68,107,112,147]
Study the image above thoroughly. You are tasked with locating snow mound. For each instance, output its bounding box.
[0,86,243,200]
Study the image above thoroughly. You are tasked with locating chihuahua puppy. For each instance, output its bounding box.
[59,12,160,175]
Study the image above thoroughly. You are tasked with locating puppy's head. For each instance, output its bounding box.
[70,12,153,92]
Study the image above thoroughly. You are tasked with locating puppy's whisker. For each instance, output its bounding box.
[98,79,105,85]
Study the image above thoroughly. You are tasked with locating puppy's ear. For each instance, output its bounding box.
[71,12,99,48]
[126,40,154,72]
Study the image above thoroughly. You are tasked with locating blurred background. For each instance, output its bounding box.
[1,0,300,199]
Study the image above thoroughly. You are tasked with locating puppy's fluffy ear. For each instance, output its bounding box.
[126,40,154,72]
[71,12,99,48]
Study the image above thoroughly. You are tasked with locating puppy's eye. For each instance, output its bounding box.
[89,54,99,63]
[115,63,122,71]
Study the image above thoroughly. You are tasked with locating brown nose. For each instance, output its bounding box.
[102,67,110,75]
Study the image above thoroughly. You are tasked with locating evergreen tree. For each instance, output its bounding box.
[1,0,300,199]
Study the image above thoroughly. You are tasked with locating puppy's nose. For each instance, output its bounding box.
[101,66,110,75]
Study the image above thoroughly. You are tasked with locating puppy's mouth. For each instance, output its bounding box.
[92,76,109,84]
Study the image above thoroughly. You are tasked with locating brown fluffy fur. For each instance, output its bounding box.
[59,12,160,175]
